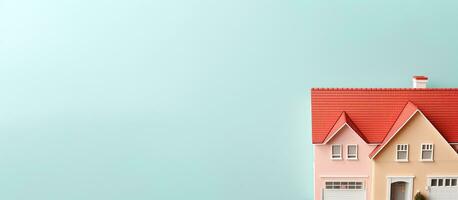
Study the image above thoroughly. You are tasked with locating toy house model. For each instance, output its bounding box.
[312,76,458,200]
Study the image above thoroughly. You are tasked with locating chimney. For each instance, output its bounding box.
[412,76,428,88]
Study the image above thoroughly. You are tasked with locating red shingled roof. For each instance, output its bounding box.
[368,102,419,158]
[322,112,369,144]
[311,88,458,144]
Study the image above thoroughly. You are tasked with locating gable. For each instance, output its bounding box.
[322,112,368,144]
[373,112,458,161]
[326,124,368,145]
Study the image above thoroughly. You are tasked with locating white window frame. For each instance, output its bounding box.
[331,144,342,160]
[324,181,364,190]
[346,144,358,160]
[428,177,458,188]
[396,144,409,162]
[420,143,434,162]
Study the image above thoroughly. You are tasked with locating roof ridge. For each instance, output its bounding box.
[376,101,417,145]
[369,102,419,159]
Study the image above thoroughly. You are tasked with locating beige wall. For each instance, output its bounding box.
[372,112,458,200]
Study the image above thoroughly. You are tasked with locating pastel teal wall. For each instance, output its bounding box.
[1,0,458,199]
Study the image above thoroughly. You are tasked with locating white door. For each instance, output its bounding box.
[323,189,365,200]
[323,181,365,200]
[429,177,458,200]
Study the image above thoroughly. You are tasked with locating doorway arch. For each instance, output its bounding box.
[386,176,414,200]
[390,181,407,200]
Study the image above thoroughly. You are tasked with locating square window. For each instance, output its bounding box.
[431,179,437,186]
[397,151,407,159]
[446,179,451,186]
[439,179,444,186]
[325,182,333,189]
[452,179,457,186]
[422,151,432,160]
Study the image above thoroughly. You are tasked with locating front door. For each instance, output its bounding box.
[390,182,406,200]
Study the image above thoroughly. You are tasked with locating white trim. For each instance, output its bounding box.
[395,144,409,162]
[368,143,381,146]
[323,188,365,191]
[370,109,419,159]
[346,144,358,160]
[331,144,342,160]
[324,180,365,190]
[427,176,458,190]
[386,176,414,200]
[387,176,415,178]
[323,123,347,144]
[420,143,434,162]
[427,175,458,178]
[413,79,428,88]
[320,175,369,178]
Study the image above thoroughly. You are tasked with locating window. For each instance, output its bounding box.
[421,144,434,161]
[347,144,358,160]
[446,179,451,186]
[430,178,458,187]
[331,144,342,160]
[325,181,363,190]
[396,144,409,161]
[431,179,437,186]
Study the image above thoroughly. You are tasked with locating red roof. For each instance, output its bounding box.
[413,76,428,80]
[322,112,368,144]
[368,102,419,158]
[311,88,458,144]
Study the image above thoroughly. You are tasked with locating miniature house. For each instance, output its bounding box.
[312,76,458,200]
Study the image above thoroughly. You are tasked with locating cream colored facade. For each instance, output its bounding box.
[371,112,458,200]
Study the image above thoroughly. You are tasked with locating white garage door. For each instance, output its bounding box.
[323,181,365,200]
[429,177,458,200]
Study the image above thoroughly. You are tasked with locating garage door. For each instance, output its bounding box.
[323,181,365,200]
[429,177,458,200]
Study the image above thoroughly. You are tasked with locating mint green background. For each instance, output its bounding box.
[1,1,458,199]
